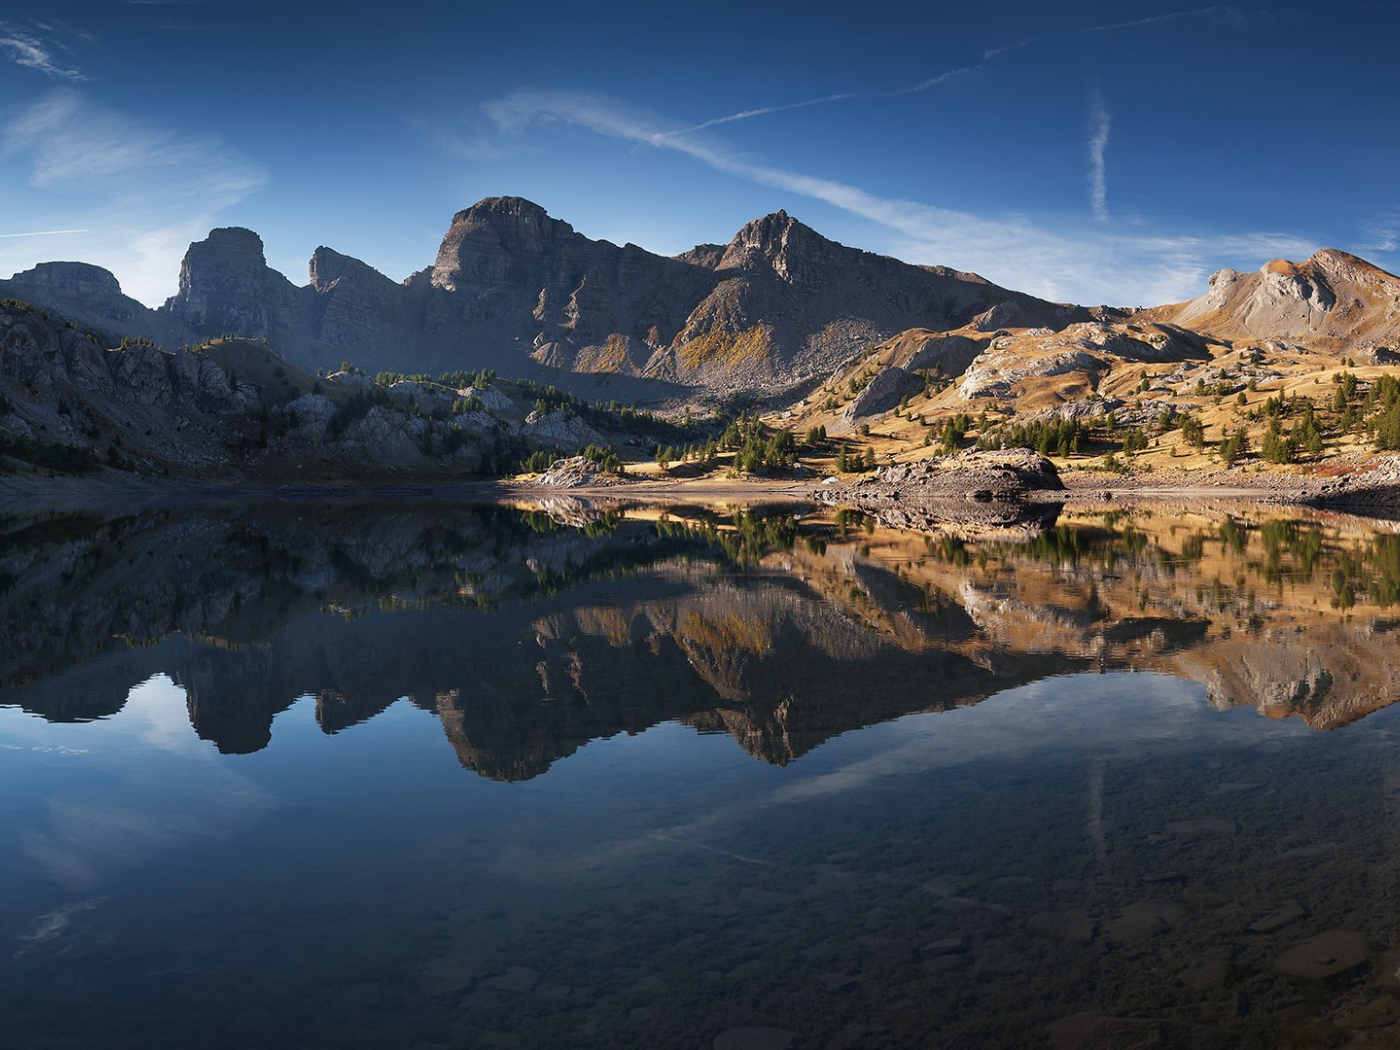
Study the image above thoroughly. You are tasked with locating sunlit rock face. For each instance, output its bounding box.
[1147,249,1400,350]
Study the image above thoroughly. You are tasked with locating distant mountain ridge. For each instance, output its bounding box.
[2,197,1090,396]
[1143,249,1400,351]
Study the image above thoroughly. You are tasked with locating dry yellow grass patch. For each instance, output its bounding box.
[677,324,773,370]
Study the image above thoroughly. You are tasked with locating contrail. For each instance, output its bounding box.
[661,7,1250,139]
[0,228,89,238]
[1081,5,1248,34]
[660,66,978,137]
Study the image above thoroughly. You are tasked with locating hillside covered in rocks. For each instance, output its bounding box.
[0,297,689,481]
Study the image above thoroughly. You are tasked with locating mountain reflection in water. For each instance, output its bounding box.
[7,498,1400,1048]
[5,499,1400,772]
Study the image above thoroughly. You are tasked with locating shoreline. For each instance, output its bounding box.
[4,455,1400,516]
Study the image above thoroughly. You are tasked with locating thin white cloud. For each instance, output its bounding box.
[0,228,89,238]
[658,7,1255,139]
[414,116,523,162]
[1361,214,1400,254]
[6,90,262,201]
[1,89,267,304]
[663,66,977,137]
[1080,5,1250,34]
[476,89,1315,307]
[0,23,86,81]
[982,39,1032,59]
[1088,91,1111,223]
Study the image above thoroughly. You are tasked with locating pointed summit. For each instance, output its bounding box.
[718,210,842,284]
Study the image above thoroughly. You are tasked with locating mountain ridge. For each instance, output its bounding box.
[1143,248,1400,350]
[2,197,1090,398]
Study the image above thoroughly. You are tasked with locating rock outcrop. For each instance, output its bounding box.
[812,450,1065,537]
[841,329,981,421]
[957,322,1208,406]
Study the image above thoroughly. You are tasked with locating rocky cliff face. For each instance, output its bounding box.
[13,260,121,300]
[166,227,303,341]
[426,196,711,377]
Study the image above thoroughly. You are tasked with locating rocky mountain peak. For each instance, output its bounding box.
[431,197,581,291]
[1305,248,1396,283]
[174,227,270,297]
[719,210,840,283]
[727,209,814,253]
[165,226,294,338]
[195,226,266,260]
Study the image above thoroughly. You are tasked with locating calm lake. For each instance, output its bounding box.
[4,497,1400,1048]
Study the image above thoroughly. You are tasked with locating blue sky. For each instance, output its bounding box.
[2,1,1398,309]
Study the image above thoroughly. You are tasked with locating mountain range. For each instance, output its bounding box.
[1,196,1092,396]
[6,196,1400,484]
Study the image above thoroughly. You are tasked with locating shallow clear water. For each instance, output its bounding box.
[4,500,1400,1048]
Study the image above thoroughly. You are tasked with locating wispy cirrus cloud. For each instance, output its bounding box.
[1088,90,1111,223]
[1,89,266,303]
[474,89,1314,307]
[0,22,87,81]
[6,89,263,202]
[1360,213,1400,254]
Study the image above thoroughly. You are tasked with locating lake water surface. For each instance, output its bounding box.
[4,498,1400,1048]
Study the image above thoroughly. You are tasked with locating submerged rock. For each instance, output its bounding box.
[1274,929,1370,980]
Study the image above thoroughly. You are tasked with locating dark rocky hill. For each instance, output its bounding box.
[0,298,680,482]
